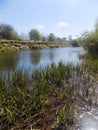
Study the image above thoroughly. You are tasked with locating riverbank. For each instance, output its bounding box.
[0,62,97,130]
[0,40,68,52]
[83,56,98,81]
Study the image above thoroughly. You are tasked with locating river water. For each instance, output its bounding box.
[0,47,83,72]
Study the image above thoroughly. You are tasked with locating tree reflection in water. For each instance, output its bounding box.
[30,50,42,65]
[0,52,19,71]
[49,49,54,61]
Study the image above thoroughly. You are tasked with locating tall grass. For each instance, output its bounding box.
[0,62,97,129]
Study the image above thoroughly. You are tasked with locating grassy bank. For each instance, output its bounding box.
[80,52,98,80]
[0,62,96,130]
[0,40,68,52]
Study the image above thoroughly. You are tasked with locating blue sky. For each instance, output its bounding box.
[0,0,98,38]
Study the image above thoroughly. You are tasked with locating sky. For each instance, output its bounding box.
[0,0,98,38]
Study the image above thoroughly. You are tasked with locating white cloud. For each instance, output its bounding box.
[56,22,69,27]
[37,25,44,29]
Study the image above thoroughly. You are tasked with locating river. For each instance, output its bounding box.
[0,47,83,73]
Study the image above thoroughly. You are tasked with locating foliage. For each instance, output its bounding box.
[0,42,30,52]
[0,24,19,40]
[29,29,42,41]
[47,33,56,42]
[95,18,98,32]
[83,59,98,74]
[0,40,67,52]
[70,39,80,47]
[81,31,98,54]
[79,21,98,55]
[42,35,47,42]
[0,23,68,44]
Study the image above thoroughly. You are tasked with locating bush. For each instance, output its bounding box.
[0,23,20,40]
[84,31,98,54]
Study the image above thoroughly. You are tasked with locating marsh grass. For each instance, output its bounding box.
[0,62,97,129]
[82,59,98,82]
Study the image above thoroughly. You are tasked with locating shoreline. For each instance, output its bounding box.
[0,40,68,52]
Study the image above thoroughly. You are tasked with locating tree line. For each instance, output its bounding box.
[0,23,67,42]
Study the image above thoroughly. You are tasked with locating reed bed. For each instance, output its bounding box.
[0,62,97,130]
[82,59,98,82]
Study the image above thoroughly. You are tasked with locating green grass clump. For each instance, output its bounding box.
[0,62,96,129]
[83,59,98,74]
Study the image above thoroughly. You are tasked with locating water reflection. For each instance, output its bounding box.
[0,52,19,71]
[0,47,84,73]
[49,48,55,61]
[30,50,42,65]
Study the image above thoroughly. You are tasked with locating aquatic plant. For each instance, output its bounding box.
[0,62,97,129]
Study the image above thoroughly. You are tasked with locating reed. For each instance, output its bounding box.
[0,62,97,129]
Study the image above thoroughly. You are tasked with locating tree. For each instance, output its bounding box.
[70,40,79,47]
[81,30,89,38]
[62,37,66,42]
[48,33,56,42]
[42,35,47,42]
[85,31,98,53]
[95,19,98,32]
[20,32,29,40]
[0,23,19,40]
[29,29,42,41]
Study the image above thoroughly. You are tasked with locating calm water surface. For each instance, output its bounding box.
[0,47,83,72]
